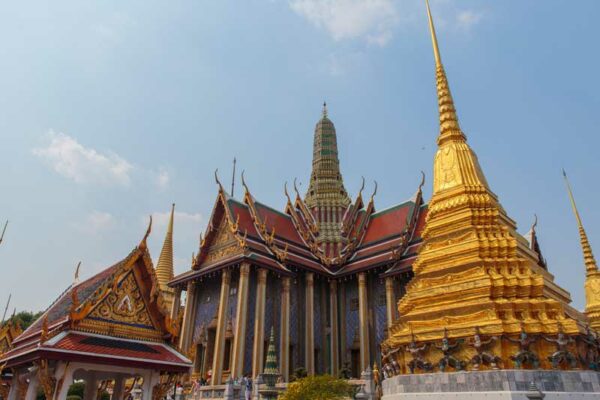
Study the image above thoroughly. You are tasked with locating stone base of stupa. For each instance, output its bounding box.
[381,370,600,399]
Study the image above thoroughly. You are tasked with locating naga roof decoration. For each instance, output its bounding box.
[523,214,548,271]
[0,224,188,371]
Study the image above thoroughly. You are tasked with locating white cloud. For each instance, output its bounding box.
[149,209,203,231]
[456,9,483,30]
[33,131,132,186]
[289,0,399,46]
[75,211,116,234]
[156,168,170,190]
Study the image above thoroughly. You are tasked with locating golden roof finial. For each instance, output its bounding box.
[139,215,152,250]
[73,261,82,285]
[156,204,175,291]
[322,101,328,118]
[563,169,598,275]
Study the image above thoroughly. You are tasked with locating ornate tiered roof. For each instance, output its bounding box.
[171,169,426,285]
[0,225,189,372]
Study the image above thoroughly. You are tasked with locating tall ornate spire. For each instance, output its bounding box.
[304,103,351,256]
[384,1,585,366]
[563,170,598,275]
[426,0,463,144]
[563,170,600,330]
[425,0,489,194]
[156,204,175,297]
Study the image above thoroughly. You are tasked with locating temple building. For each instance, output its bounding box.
[0,222,191,400]
[380,0,600,378]
[170,105,437,383]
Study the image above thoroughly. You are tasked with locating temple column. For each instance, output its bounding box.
[53,362,73,400]
[329,280,339,377]
[339,285,347,366]
[23,376,38,400]
[231,263,251,379]
[179,281,197,352]
[280,276,291,382]
[252,268,268,378]
[358,273,370,372]
[385,277,396,330]
[305,272,315,375]
[211,270,231,385]
[170,286,182,321]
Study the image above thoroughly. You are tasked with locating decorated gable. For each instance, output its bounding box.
[67,243,178,342]
[85,270,156,335]
[203,217,241,265]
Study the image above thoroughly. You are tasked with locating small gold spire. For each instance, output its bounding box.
[563,170,598,275]
[156,204,175,292]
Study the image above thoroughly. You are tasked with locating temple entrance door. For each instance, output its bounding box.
[350,349,360,378]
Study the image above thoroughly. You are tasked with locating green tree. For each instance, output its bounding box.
[9,311,43,330]
[279,375,353,400]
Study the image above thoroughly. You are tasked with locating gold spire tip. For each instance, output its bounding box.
[425,0,442,67]
[562,169,583,227]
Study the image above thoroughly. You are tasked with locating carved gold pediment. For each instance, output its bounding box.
[87,271,154,328]
[202,218,243,265]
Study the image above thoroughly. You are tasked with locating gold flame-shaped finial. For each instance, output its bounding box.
[563,170,598,275]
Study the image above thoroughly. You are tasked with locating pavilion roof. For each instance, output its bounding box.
[1,229,190,372]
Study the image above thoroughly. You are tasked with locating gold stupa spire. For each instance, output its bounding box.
[384,1,586,371]
[425,0,464,145]
[563,170,598,275]
[156,203,175,296]
[562,170,600,329]
[424,0,489,194]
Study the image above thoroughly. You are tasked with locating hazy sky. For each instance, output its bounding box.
[1,0,599,314]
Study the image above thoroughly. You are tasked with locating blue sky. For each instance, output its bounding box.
[1,0,599,314]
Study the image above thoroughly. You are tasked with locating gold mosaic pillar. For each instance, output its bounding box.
[211,269,231,385]
[358,273,370,372]
[329,280,339,377]
[231,263,250,379]
[280,276,291,382]
[385,277,395,329]
[179,281,196,352]
[170,286,182,321]
[305,272,315,375]
[252,268,268,378]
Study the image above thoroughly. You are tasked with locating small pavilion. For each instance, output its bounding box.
[0,221,191,400]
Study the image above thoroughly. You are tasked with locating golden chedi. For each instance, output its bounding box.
[383,1,592,373]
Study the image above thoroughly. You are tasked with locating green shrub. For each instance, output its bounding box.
[68,382,85,399]
[279,375,353,400]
